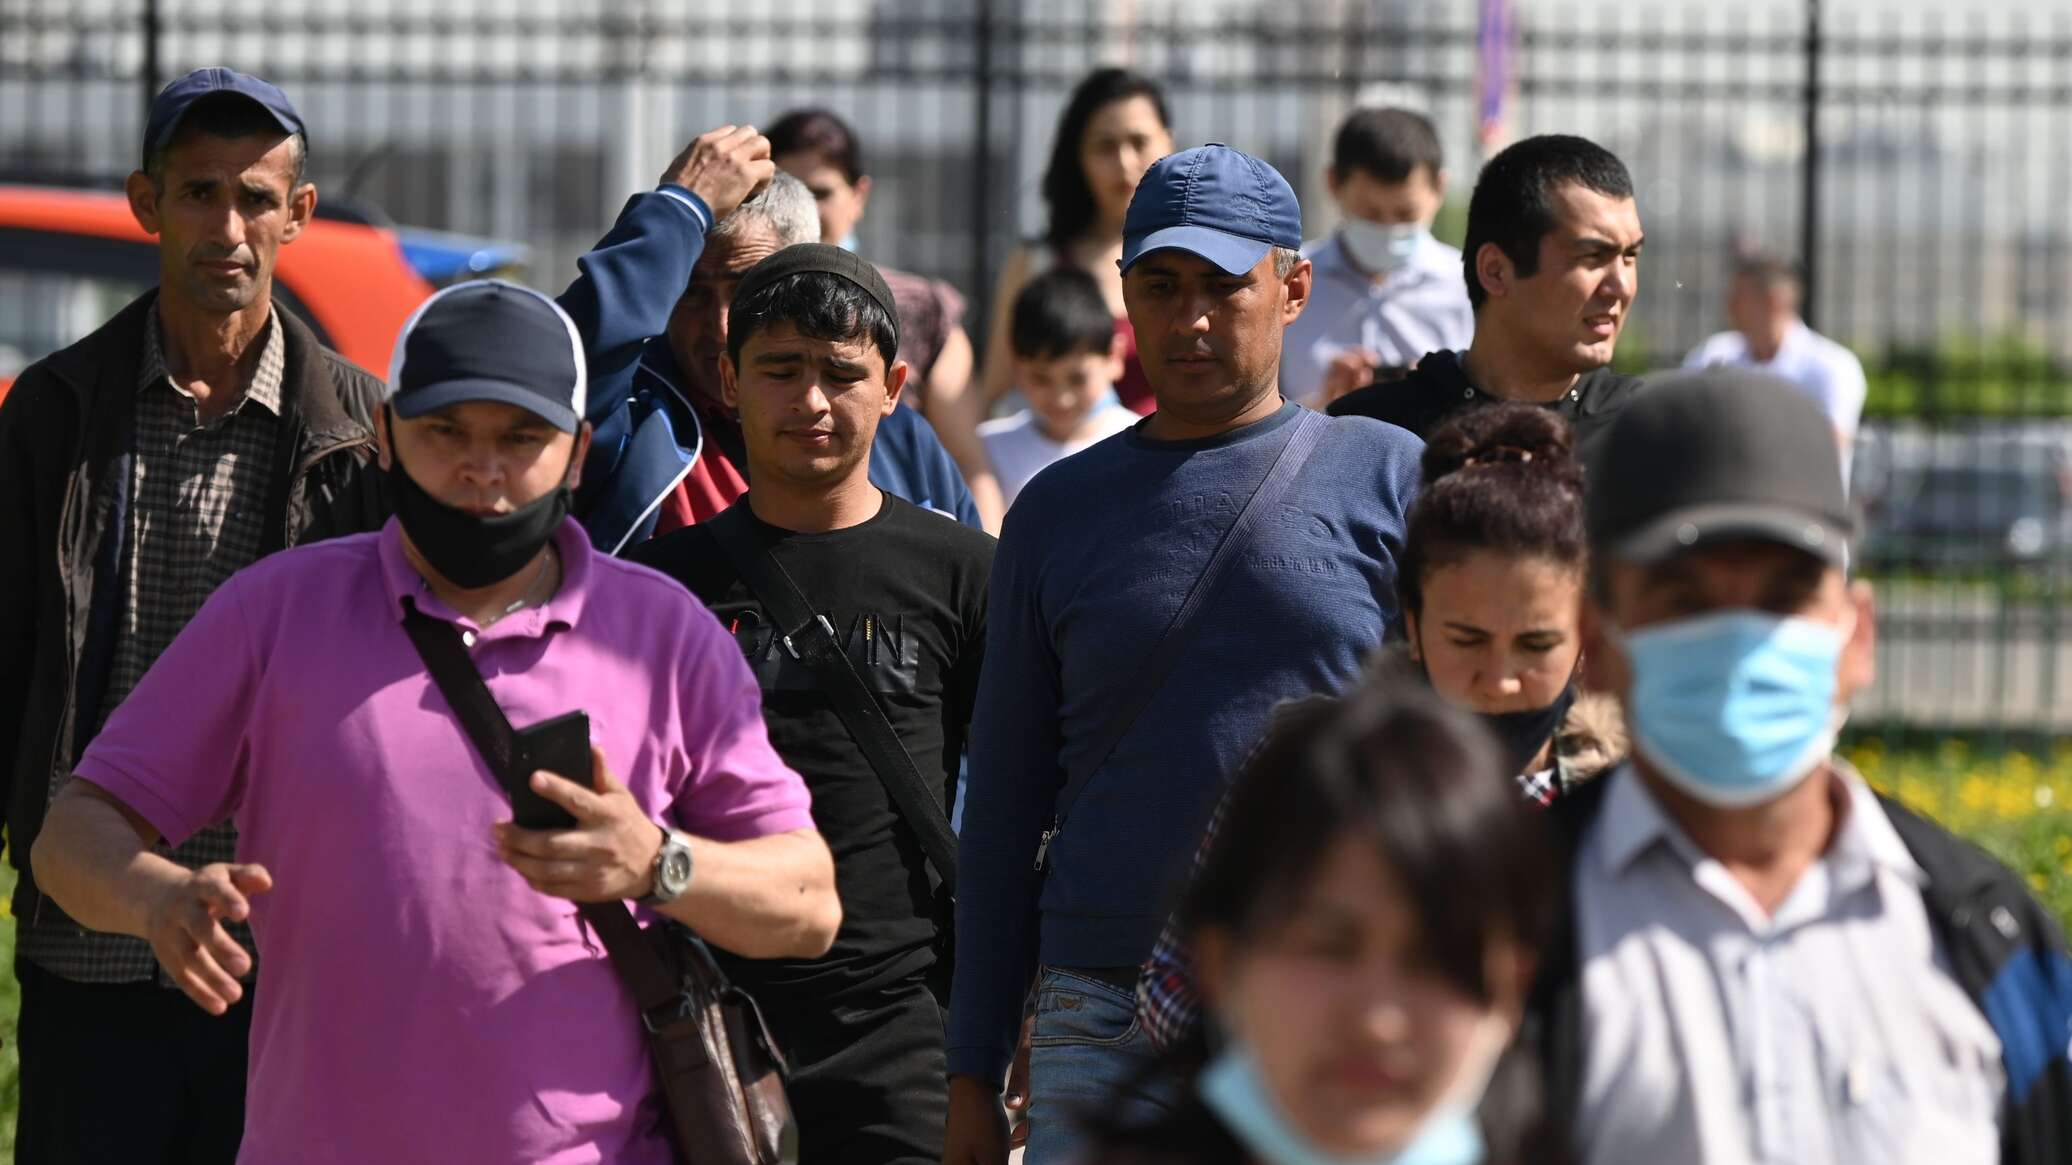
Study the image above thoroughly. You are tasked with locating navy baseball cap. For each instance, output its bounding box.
[1120,144,1303,276]
[142,68,305,170]
[385,281,587,433]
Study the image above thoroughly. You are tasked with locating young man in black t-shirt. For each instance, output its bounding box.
[630,245,991,1165]
[1330,133,1648,461]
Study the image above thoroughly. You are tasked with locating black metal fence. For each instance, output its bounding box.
[5,0,2072,747]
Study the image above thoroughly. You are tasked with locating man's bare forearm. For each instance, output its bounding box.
[653,828,841,959]
[30,780,183,939]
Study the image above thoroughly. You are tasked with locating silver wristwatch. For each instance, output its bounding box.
[637,825,695,907]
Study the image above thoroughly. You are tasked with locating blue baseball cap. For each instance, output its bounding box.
[385,281,587,433]
[142,68,305,170]
[1120,143,1304,276]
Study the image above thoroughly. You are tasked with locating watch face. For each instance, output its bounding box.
[661,847,694,891]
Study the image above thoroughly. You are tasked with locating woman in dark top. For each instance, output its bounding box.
[979,67,1175,417]
[1084,664,1562,1165]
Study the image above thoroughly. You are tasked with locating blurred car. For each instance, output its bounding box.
[0,179,507,405]
[390,225,531,287]
[1856,425,2072,568]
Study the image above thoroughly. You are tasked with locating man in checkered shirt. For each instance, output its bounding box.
[0,69,387,1162]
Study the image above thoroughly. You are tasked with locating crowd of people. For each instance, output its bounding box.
[0,61,2067,1165]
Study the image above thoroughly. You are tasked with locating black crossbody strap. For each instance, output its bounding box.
[1038,409,1327,870]
[705,506,959,897]
[398,602,680,1014]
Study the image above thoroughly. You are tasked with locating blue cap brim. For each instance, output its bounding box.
[1120,226,1273,276]
[149,98,301,159]
[391,379,580,433]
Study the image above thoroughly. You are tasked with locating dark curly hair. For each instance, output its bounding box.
[1398,403,1589,619]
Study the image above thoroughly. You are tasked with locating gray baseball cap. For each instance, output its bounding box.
[1586,368,1853,569]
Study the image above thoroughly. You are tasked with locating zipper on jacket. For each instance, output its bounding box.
[1034,816,1062,872]
[37,418,92,928]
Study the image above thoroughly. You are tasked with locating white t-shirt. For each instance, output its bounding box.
[980,398,1139,510]
[1685,321,1868,481]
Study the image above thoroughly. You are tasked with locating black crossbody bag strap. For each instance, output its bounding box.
[397,603,680,1015]
[1036,409,1326,871]
[705,506,959,897]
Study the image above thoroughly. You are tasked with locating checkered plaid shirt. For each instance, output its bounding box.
[17,305,283,986]
[1136,744,1572,1052]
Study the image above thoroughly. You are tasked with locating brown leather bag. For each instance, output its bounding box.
[399,604,799,1165]
[585,904,799,1165]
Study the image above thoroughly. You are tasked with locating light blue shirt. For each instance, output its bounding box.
[1282,231,1475,406]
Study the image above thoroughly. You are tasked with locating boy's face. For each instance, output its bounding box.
[721,322,906,490]
[1328,164,1445,228]
[1016,345,1125,434]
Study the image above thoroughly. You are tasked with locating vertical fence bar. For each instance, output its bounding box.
[970,0,994,316]
[142,0,163,112]
[1800,0,1821,330]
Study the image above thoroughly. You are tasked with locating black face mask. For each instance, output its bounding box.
[1479,685,1578,776]
[385,417,571,590]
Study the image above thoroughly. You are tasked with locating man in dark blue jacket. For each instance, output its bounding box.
[560,154,978,553]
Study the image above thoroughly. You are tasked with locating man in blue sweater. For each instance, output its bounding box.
[944,144,1425,1165]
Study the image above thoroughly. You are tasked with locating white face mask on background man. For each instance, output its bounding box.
[1339,218,1429,275]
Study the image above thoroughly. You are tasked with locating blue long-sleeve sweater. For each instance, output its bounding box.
[946,401,1423,1083]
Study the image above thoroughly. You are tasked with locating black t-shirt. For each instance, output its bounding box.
[628,494,993,998]
[1327,349,1646,463]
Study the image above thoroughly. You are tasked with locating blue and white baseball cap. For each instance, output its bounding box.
[385,281,587,433]
[1120,143,1304,276]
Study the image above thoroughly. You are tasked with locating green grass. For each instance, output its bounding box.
[0,864,19,1151]
[1861,336,2072,418]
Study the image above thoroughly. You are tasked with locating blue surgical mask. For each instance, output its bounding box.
[1618,610,1848,807]
[1199,1042,1486,1165]
[1340,220,1427,275]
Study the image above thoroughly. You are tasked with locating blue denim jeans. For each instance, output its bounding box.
[1023,966,1174,1165]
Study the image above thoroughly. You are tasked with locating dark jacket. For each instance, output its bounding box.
[0,290,387,908]
[1328,349,1645,463]
[1529,770,2072,1164]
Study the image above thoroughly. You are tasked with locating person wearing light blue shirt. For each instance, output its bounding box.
[1282,108,1474,409]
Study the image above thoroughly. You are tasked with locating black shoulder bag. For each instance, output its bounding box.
[1035,409,1325,870]
[399,602,798,1165]
[704,505,960,897]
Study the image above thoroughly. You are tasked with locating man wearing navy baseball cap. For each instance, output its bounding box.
[1,67,386,1162]
[946,144,1426,1165]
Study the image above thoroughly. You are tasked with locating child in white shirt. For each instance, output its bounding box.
[981,267,1139,511]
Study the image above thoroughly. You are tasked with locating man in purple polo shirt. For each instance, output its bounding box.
[30,280,842,1164]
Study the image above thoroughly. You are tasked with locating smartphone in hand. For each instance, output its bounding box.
[509,711,594,830]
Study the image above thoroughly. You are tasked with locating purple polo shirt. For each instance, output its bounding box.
[75,517,816,1165]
